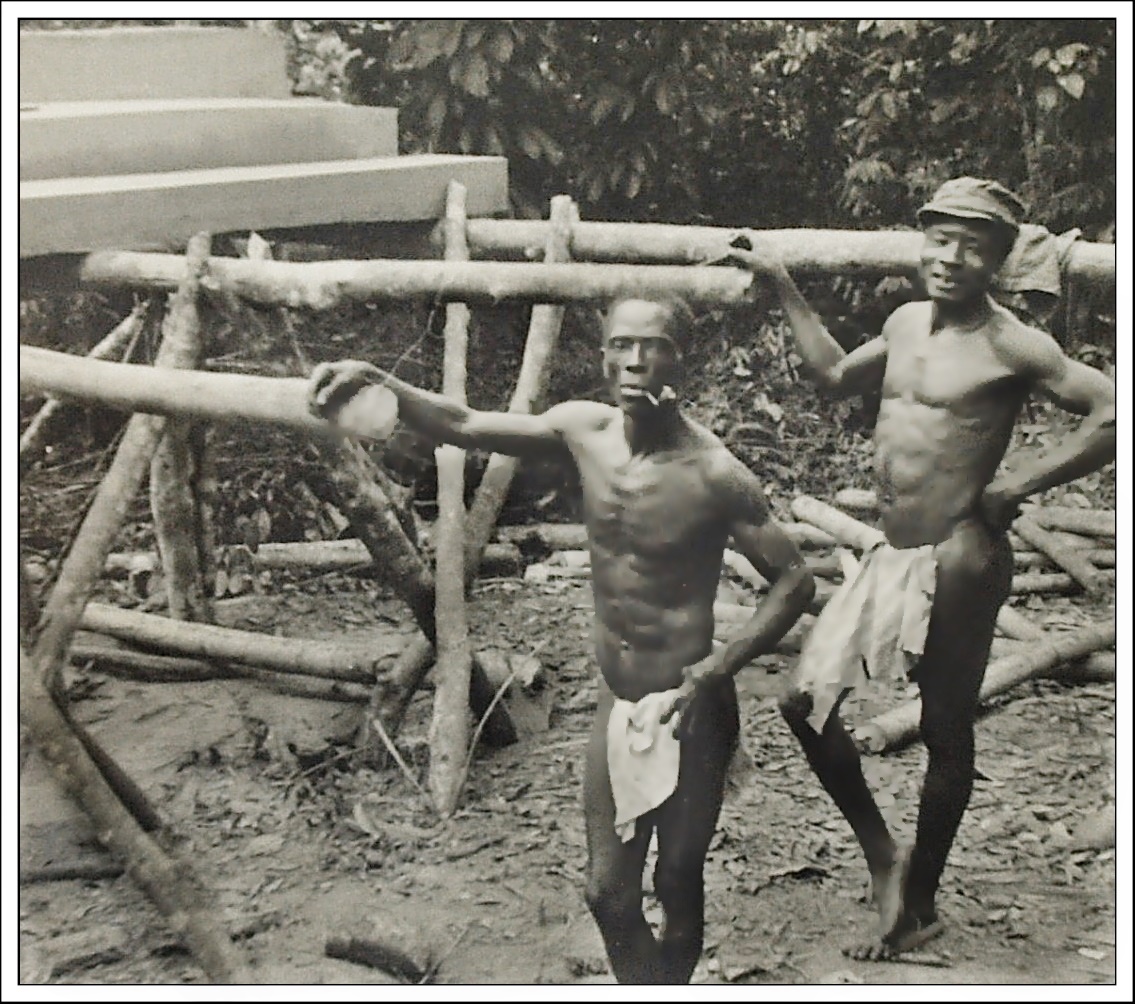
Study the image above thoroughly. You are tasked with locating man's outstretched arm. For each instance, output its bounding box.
[719,232,888,397]
[308,359,572,460]
[983,331,1116,521]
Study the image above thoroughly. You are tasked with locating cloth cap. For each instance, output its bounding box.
[917,177,1025,234]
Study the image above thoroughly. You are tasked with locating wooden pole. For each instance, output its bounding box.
[453,219,1116,286]
[28,260,219,695]
[790,496,885,552]
[465,195,576,574]
[80,603,383,683]
[428,181,475,817]
[854,622,1116,753]
[150,232,214,622]
[1011,516,1108,595]
[80,250,756,307]
[20,651,251,981]
[19,301,146,474]
[1022,504,1115,540]
[377,196,577,734]
[20,345,329,434]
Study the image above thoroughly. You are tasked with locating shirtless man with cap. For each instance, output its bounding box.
[308,295,815,983]
[722,177,1116,959]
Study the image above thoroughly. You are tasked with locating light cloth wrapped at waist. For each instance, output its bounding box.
[607,679,751,842]
[797,541,938,733]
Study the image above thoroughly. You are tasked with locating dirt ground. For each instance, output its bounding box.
[17,562,1117,988]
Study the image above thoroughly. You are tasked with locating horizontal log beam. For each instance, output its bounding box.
[456,220,1116,286]
[79,252,755,307]
[80,603,383,684]
[20,346,327,435]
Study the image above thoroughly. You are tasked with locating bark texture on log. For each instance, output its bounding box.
[428,181,475,817]
[1023,504,1115,539]
[150,234,215,622]
[854,622,1116,753]
[1012,569,1115,595]
[19,302,146,474]
[1014,515,1111,594]
[29,413,168,695]
[373,198,577,741]
[453,219,1115,287]
[81,603,383,683]
[81,250,755,307]
[20,651,251,981]
[70,640,372,702]
[464,195,576,575]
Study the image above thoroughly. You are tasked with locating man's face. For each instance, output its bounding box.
[919,218,1005,304]
[602,299,682,416]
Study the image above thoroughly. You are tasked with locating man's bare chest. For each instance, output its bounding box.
[882,324,1022,413]
[575,443,721,555]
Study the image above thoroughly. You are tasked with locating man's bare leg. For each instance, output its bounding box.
[651,679,739,983]
[778,691,901,928]
[850,519,1012,959]
[583,687,658,983]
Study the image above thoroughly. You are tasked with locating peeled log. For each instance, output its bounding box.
[1024,505,1115,539]
[833,488,878,514]
[791,496,885,552]
[454,219,1115,287]
[428,180,475,817]
[19,302,146,474]
[20,651,251,981]
[81,603,383,684]
[81,250,755,308]
[20,345,328,435]
[1012,569,1115,595]
[854,621,1116,753]
[1014,516,1112,595]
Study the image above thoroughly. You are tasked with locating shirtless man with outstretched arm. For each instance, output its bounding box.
[722,177,1116,959]
[308,297,815,984]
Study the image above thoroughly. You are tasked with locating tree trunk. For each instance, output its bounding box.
[150,233,215,622]
[449,219,1114,287]
[20,345,328,434]
[1022,504,1115,540]
[81,250,756,307]
[464,195,576,573]
[1013,516,1109,595]
[371,197,577,740]
[428,181,475,817]
[19,302,146,475]
[81,603,383,684]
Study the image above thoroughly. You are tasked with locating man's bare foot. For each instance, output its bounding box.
[844,846,944,961]
[843,913,945,962]
[868,844,911,941]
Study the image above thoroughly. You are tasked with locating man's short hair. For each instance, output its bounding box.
[605,295,695,354]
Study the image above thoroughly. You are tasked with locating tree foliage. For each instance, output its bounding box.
[294,17,1115,237]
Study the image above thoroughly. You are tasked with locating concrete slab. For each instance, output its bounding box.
[19,27,290,103]
[20,154,510,257]
[20,99,399,181]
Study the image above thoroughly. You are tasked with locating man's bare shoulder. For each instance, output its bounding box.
[688,421,770,515]
[542,400,620,436]
[985,302,1065,379]
[882,300,932,339]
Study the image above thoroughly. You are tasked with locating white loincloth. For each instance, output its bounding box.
[608,689,684,843]
[797,541,938,734]
[607,683,752,842]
